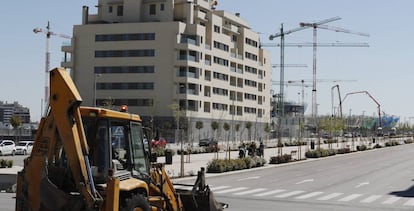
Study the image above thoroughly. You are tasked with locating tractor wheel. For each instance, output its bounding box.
[120,193,150,211]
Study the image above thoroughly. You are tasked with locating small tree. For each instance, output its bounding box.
[223,122,230,159]
[245,121,252,142]
[196,121,203,142]
[11,115,22,142]
[101,97,115,110]
[235,123,240,144]
[211,121,219,140]
[264,123,271,145]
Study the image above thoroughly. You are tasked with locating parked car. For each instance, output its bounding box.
[198,138,217,147]
[0,140,16,156]
[151,137,167,148]
[15,141,34,155]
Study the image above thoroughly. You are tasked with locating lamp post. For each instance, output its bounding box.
[93,74,102,106]
[177,83,185,177]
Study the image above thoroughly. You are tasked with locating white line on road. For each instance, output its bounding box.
[234,188,267,195]
[214,187,248,194]
[274,190,305,198]
[253,189,286,197]
[355,182,370,188]
[338,194,363,202]
[360,195,382,203]
[296,179,314,185]
[382,196,400,205]
[404,198,414,206]
[317,193,344,201]
[237,176,260,181]
[210,186,231,191]
[295,192,324,199]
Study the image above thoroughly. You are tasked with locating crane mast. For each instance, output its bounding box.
[33,21,71,117]
[298,17,369,135]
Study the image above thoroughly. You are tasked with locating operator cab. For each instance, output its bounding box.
[81,107,150,185]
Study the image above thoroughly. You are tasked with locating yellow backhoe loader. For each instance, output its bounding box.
[15,68,227,211]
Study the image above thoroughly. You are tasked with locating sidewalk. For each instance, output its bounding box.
[159,145,307,178]
[159,137,403,178]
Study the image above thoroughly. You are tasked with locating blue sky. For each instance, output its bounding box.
[2,1,413,123]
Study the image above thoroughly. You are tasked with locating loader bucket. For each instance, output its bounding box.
[177,187,227,211]
[175,167,228,211]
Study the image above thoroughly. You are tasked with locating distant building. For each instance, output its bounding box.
[0,101,30,125]
[271,94,306,138]
[61,0,272,142]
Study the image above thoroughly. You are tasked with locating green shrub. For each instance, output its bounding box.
[305,150,320,158]
[337,148,351,154]
[357,145,367,151]
[305,149,337,158]
[404,139,413,144]
[207,159,226,173]
[0,159,7,168]
[385,141,399,147]
[373,144,382,149]
[269,154,292,164]
[6,160,13,168]
[206,157,266,173]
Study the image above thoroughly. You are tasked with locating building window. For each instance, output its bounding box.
[95,49,155,57]
[150,4,156,15]
[117,6,123,16]
[108,6,113,13]
[214,25,220,33]
[96,82,154,90]
[213,41,229,52]
[96,98,153,107]
[204,102,210,113]
[96,33,155,41]
[160,3,165,11]
[95,66,155,74]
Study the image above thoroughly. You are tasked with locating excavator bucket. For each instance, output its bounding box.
[175,168,228,211]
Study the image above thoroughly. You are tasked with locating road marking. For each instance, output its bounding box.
[295,192,324,199]
[382,196,400,205]
[404,198,414,206]
[338,194,363,202]
[296,179,314,185]
[210,186,231,191]
[274,190,305,198]
[234,188,267,195]
[355,182,370,188]
[317,193,344,201]
[360,195,381,203]
[215,187,248,194]
[253,189,286,197]
[237,176,260,181]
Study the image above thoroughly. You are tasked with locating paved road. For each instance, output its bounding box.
[3,141,414,210]
[177,143,414,210]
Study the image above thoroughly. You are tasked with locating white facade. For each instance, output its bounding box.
[62,0,272,142]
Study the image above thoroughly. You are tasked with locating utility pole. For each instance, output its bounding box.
[33,21,71,116]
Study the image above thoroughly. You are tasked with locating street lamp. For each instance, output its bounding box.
[93,74,102,106]
[176,83,186,177]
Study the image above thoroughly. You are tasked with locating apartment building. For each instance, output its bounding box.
[0,101,31,125]
[62,0,272,142]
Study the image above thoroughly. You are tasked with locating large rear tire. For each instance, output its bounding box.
[120,193,150,211]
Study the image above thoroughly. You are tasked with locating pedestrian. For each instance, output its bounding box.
[259,142,264,158]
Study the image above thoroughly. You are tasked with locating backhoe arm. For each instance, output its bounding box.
[16,68,102,210]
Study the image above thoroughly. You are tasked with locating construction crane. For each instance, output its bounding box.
[272,79,355,107]
[340,91,382,128]
[33,21,71,116]
[261,42,369,48]
[299,16,370,130]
